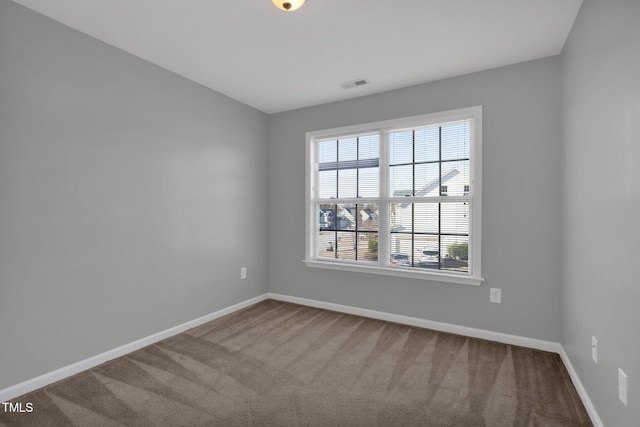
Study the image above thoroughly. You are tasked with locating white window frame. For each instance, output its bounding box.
[304,106,483,286]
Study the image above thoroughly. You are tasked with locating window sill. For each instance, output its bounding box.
[303,259,484,286]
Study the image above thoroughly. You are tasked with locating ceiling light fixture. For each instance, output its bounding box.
[272,0,305,12]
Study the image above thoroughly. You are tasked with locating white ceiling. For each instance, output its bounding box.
[11,0,583,114]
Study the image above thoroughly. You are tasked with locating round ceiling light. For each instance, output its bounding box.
[272,0,305,12]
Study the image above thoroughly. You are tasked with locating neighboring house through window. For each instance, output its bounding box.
[305,106,483,286]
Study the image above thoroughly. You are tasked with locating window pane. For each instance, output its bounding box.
[390,202,411,232]
[358,167,379,198]
[359,134,379,160]
[338,169,357,198]
[318,170,337,199]
[390,165,413,197]
[415,126,439,163]
[357,204,378,231]
[441,160,469,196]
[416,236,440,269]
[318,140,337,163]
[441,121,470,161]
[318,230,336,259]
[441,236,469,273]
[389,130,413,165]
[358,232,378,262]
[319,204,337,230]
[390,233,413,265]
[414,163,440,197]
[334,204,355,230]
[414,203,439,234]
[441,202,469,235]
[336,231,356,260]
[338,137,357,162]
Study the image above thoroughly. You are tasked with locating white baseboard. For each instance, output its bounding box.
[0,293,269,402]
[268,293,560,352]
[267,292,604,426]
[558,347,605,427]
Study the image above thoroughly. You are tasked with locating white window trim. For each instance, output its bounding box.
[304,106,483,286]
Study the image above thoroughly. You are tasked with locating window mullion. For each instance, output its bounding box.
[411,130,416,266]
[378,131,390,267]
[438,126,442,270]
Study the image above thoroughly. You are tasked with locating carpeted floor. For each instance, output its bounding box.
[1,299,592,426]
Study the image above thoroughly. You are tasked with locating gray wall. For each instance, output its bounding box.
[0,0,268,389]
[268,57,563,342]
[561,0,640,425]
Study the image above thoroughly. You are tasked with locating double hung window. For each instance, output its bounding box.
[305,106,482,285]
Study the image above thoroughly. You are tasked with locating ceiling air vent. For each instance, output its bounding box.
[340,78,370,89]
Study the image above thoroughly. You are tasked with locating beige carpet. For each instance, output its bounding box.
[1,299,592,426]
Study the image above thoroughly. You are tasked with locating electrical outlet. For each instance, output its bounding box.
[240,267,247,280]
[619,368,628,407]
[591,336,598,364]
[489,288,501,304]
